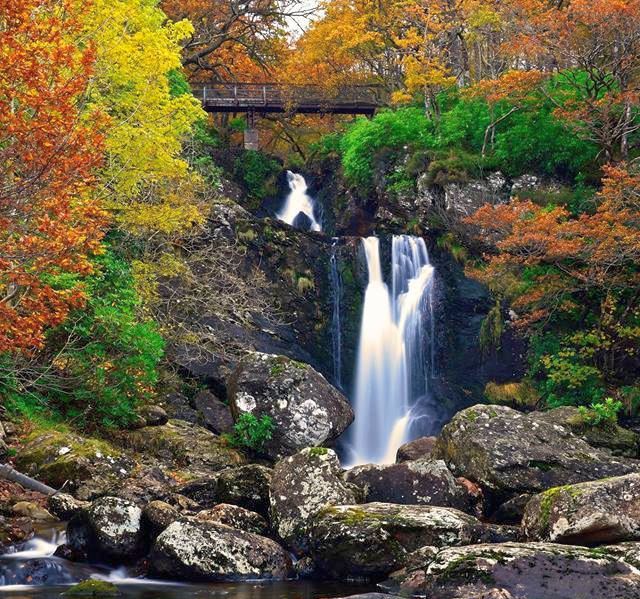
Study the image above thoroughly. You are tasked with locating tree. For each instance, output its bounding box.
[0,0,106,353]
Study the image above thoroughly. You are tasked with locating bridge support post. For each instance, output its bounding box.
[244,110,259,150]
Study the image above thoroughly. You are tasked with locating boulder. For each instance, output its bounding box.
[138,405,169,427]
[118,419,246,474]
[67,496,143,562]
[391,542,640,599]
[195,504,269,536]
[49,493,90,521]
[194,390,234,434]
[269,448,356,554]
[229,352,354,459]
[11,501,54,520]
[142,501,180,539]
[523,473,640,545]
[14,430,134,501]
[150,519,292,581]
[106,466,177,505]
[396,437,437,462]
[63,580,120,597]
[161,392,198,424]
[344,460,477,513]
[310,502,484,579]
[434,405,639,512]
[216,464,273,518]
[177,478,218,508]
[0,515,34,547]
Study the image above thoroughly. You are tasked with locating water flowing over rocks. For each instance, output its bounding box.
[229,352,353,460]
[269,447,356,554]
[149,519,292,581]
[522,473,640,545]
[389,542,640,599]
[434,404,639,513]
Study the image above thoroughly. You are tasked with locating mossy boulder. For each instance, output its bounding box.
[229,352,354,460]
[484,381,541,411]
[14,430,134,501]
[389,542,640,599]
[434,405,639,514]
[63,580,120,597]
[523,473,640,545]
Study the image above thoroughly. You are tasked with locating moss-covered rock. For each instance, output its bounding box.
[63,580,120,597]
[484,381,541,411]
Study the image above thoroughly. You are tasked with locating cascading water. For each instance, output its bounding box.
[350,235,435,465]
[277,171,322,232]
[329,238,343,389]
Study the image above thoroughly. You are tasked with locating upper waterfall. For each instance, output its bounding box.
[276,171,322,232]
[349,235,435,465]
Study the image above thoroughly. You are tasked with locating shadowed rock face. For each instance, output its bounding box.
[229,352,353,460]
[390,542,640,599]
[149,519,292,582]
[523,473,640,545]
[434,405,640,514]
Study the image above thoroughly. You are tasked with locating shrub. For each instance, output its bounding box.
[578,398,623,427]
[225,413,274,451]
[233,150,280,203]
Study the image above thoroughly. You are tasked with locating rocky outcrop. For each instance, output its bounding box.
[193,390,234,434]
[522,473,640,545]
[150,519,292,581]
[195,504,269,536]
[269,448,356,554]
[229,352,354,460]
[344,460,477,513]
[434,405,639,512]
[310,502,485,579]
[391,542,640,599]
[67,496,144,562]
[396,437,437,462]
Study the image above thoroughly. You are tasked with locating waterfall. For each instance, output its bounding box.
[277,171,322,232]
[329,238,343,388]
[350,235,435,465]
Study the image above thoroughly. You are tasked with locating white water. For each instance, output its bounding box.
[277,171,322,232]
[350,235,435,465]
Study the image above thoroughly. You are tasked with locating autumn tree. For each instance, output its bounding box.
[0,0,105,353]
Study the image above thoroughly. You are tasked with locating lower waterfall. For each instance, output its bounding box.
[349,235,435,465]
[277,171,322,232]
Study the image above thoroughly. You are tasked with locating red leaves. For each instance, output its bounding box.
[0,0,106,353]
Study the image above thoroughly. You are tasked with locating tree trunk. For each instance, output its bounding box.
[0,464,57,496]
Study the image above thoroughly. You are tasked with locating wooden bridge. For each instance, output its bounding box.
[192,83,385,116]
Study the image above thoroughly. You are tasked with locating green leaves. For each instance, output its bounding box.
[224,413,274,452]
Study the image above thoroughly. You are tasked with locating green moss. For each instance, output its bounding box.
[63,580,120,597]
[237,229,257,243]
[485,381,541,411]
[309,446,329,456]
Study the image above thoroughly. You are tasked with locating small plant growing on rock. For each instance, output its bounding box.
[578,397,623,427]
[225,413,274,451]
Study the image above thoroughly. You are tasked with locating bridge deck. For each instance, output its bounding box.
[192,83,382,116]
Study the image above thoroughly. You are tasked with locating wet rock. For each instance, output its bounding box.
[523,473,640,545]
[195,504,268,536]
[138,405,168,427]
[216,464,273,517]
[48,494,90,521]
[194,390,234,434]
[396,437,437,462]
[11,501,54,521]
[63,579,120,596]
[392,542,640,599]
[344,460,477,513]
[67,496,143,562]
[310,502,484,579]
[434,404,639,512]
[142,501,179,539]
[150,519,292,581]
[229,352,353,460]
[14,430,134,501]
[294,556,316,578]
[269,447,356,554]
[118,419,246,474]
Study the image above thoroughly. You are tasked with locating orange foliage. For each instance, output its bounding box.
[0,0,106,353]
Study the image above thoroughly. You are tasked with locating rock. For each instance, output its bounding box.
[150,519,292,581]
[164,493,200,512]
[118,419,246,474]
[195,504,268,536]
[138,405,169,427]
[492,493,532,524]
[484,381,541,411]
[0,439,8,460]
[229,352,354,459]
[14,430,134,501]
[269,447,356,554]
[48,493,90,521]
[63,580,120,597]
[0,421,5,440]
[294,556,316,578]
[194,390,234,434]
[177,478,218,508]
[442,172,509,219]
[392,542,640,599]
[161,392,198,424]
[522,473,640,545]
[216,464,273,517]
[310,502,485,579]
[0,515,34,547]
[434,405,639,512]
[107,466,176,505]
[396,437,437,462]
[534,406,639,458]
[142,501,179,539]
[68,496,143,562]
[344,460,477,513]
[11,501,54,520]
